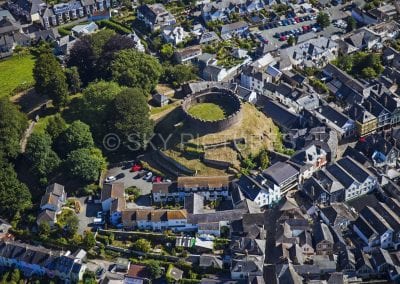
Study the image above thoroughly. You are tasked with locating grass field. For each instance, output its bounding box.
[0,54,35,97]
[188,103,226,121]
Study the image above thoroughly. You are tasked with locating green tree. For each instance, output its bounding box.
[81,81,122,136]
[0,98,28,159]
[33,52,68,109]
[83,230,96,250]
[38,222,51,239]
[49,71,69,109]
[46,114,67,140]
[113,88,154,150]
[25,132,61,178]
[162,64,197,87]
[10,269,20,283]
[147,260,163,279]
[0,161,32,219]
[82,270,97,284]
[346,17,356,32]
[59,120,94,155]
[63,213,79,238]
[361,67,377,78]
[160,43,174,60]
[111,49,162,92]
[287,36,296,46]
[66,147,106,182]
[257,149,269,169]
[316,12,330,29]
[33,52,58,96]
[67,29,115,84]
[132,238,152,253]
[65,66,82,94]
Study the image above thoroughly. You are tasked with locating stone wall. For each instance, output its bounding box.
[181,87,242,133]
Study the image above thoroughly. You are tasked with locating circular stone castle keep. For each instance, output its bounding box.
[181,86,242,133]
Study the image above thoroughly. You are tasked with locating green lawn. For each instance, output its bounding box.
[188,103,226,121]
[0,54,35,97]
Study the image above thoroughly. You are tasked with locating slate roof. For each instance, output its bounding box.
[262,162,299,186]
[316,105,350,128]
[184,193,204,214]
[313,222,334,245]
[37,210,56,223]
[336,156,372,183]
[199,31,220,44]
[257,97,301,130]
[220,21,248,35]
[0,17,20,35]
[199,254,223,268]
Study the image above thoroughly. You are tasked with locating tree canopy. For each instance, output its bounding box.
[25,132,61,178]
[66,147,106,182]
[0,98,28,159]
[0,160,32,218]
[81,81,122,136]
[111,49,162,92]
[162,64,197,87]
[33,52,68,108]
[112,88,154,150]
[59,120,95,155]
[316,12,330,29]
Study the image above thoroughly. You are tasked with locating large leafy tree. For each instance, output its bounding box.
[66,147,106,182]
[58,120,94,155]
[46,114,67,140]
[0,98,28,159]
[25,132,61,178]
[111,49,162,92]
[97,35,137,79]
[65,66,82,94]
[316,12,330,29]
[67,29,115,84]
[33,52,68,109]
[0,160,32,218]
[81,81,122,135]
[162,64,197,87]
[113,88,154,149]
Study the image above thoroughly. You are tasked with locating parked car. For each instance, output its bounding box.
[153,176,162,183]
[144,171,153,181]
[279,35,287,41]
[116,173,125,180]
[130,164,142,172]
[134,170,147,179]
[105,176,116,183]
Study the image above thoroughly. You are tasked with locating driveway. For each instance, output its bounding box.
[76,197,102,235]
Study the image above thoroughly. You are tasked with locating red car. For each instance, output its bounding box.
[279,35,287,41]
[130,164,142,172]
[153,176,162,183]
[294,17,300,23]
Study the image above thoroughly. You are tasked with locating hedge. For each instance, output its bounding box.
[98,20,131,34]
